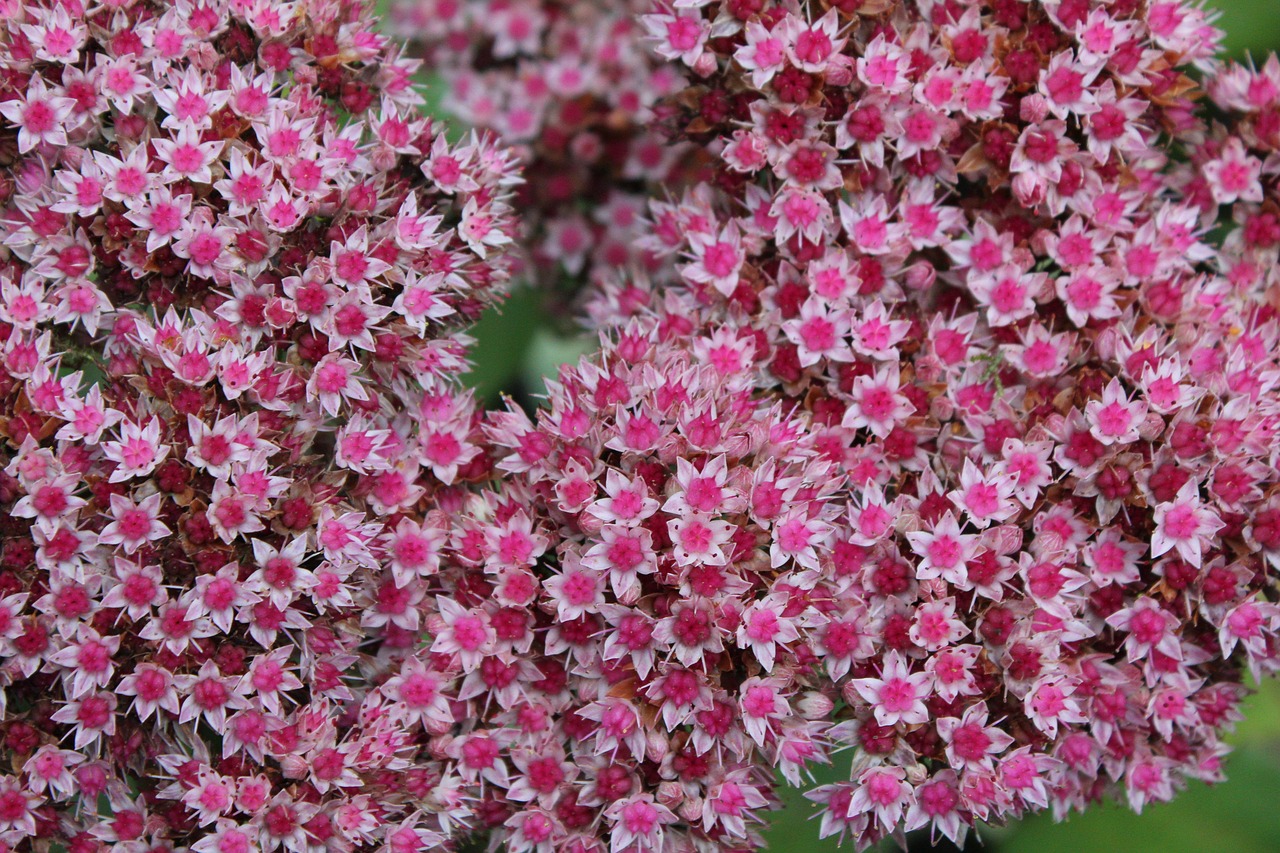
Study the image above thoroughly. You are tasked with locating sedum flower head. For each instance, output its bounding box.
[0,0,519,850]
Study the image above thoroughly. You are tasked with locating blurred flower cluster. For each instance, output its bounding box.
[386,0,712,307]
[5,1,1280,853]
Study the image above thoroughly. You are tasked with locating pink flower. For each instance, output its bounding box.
[1151,481,1226,567]
[1086,378,1150,445]
[383,658,453,730]
[47,625,119,698]
[842,362,916,438]
[736,21,788,88]
[431,597,496,671]
[682,224,745,297]
[581,524,657,603]
[1203,138,1264,205]
[0,75,73,153]
[1107,597,1185,663]
[604,794,677,851]
[0,776,43,840]
[98,493,171,555]
[6,0,1280,849]
[848,765,912,833]
[153,123,225,184]
[642,10,710,67]
[22,747,84,799]
[100,417,170,482]
[49,692,117,749]
[667,513,734,567]
[117,663,181,722]
[850,653,933,727]
[907,512,979,585]
[937,702,1015,773]
[737,594,803,672]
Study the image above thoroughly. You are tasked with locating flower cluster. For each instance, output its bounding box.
[386,0,707,304]
[431,321,849,849]
[6,0,1280,852]
[570,0,1279,847]
[0,1,520,851]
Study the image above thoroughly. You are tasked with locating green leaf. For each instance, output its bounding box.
[460,287,544,404]
[520,328,597,400]
[1207,0,1280,59]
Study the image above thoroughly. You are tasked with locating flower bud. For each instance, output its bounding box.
[796,691,835,720]
[645,731,670,763]
[825,55,855,87]
[692,51,719,79]
[678,795,704,824]
[657,781,684,809]
[904,260,936,292]
[1020,93,1051,123]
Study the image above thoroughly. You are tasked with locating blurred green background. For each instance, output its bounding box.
[398,0,1280,850]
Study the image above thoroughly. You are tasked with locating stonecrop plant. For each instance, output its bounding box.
[4,0,1280,853]
[0,0,523,851]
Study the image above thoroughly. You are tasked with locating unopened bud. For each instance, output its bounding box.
[645,730,670,763]
[796,691,835,720]
[692,51,718,78]
[825,55,855,87]
[657,780,683,809]
[678,795,704,823]
[904,260,936,292]
[1020,93,1050,123]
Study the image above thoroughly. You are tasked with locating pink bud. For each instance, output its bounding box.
[1139,412,1168,441]
[371,144,399,172]
[15,159,48,195]
[915,355,944,384]
[279,754,308,779]
[265,297,297,328]
[426,735,452,759]
[571,132,604,163]
[678,796,704,823]
[59,146,86,170]
[577,512,605,536]
[692,51,718,78]
[1020,93,1051,123]
[657,780,683,809]
[1093,327,1121,361]
[930,395,955,422]
[75,763,109,799]
[1012,171,1047,207]
[116,113,149,141]
[825,55,855,87]
[918,578,949,601]
[426,716,455,736]
[1029,228,1054,257]
[982,525,1024,555]
[796,691,835,720]
[904,260,937,292]
[645,730,670,763]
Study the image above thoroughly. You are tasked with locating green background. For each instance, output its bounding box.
[402,0,1280,849]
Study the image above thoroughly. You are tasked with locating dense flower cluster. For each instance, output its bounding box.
[445,323,850,850]
[0,1,520,851]
[572,0,1279,847]
[6,0,1280,852]
[397,0,1280,850]
[386,0,707,303]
